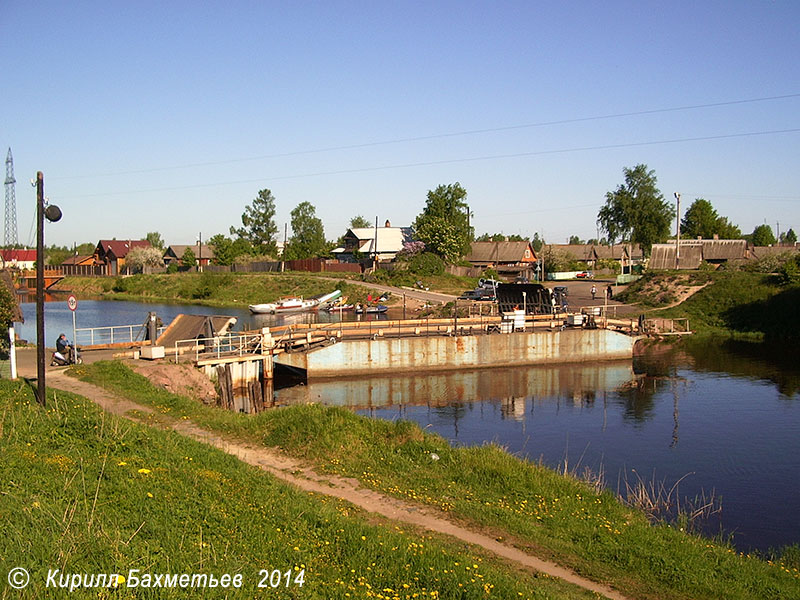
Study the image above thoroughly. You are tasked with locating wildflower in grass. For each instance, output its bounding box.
[146,492,153,498]
[117,461,127,466]
[138,468,151,474]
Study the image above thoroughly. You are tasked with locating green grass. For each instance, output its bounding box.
[620,271,800,340]
[69,361,800,600]
[0,378,602,599]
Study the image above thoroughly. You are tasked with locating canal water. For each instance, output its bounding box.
[17,298,387,346]
[17,299,800,553]
[276,339,800,555]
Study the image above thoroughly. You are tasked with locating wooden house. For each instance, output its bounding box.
[93,240,152,276]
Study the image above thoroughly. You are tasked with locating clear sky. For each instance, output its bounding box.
[3,1,799,248]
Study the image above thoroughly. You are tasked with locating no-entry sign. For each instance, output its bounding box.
[67,295,78,311]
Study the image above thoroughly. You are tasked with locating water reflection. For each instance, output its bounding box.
[278,342,800,553]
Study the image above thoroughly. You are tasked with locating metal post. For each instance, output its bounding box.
[9,326,17,379]
[35,172,45,406]
[674,192,681,270]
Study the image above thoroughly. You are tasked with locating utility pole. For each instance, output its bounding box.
[35,173,46,406]
[674,193,681,270]
[34,172,61,406]
[197,232,202,272]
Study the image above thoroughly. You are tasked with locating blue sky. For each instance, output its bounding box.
[3,1,799,248]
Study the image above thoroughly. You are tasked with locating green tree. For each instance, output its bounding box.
[349,215,372,229]
[568,235,585,245]
[715,217,742,239]
[208,234,252,266]
[413,183,472,263]
[231,189,278,255]
[145,231,165,250]
[751,224,777,246]
[181,247,197,267]
[531,233,544,253]
[781,228,797,244]
[681,199,719,239]
[598,164,674,255]
[681,199,742,239]
[285,202,327,259]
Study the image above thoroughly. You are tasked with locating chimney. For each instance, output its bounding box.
[384,219,391,228]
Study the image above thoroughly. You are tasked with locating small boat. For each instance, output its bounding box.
[249,289,342,314]
[325,303,355,312]
[355,304,389,314]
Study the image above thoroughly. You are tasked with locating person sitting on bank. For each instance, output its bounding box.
[54,333,71,363]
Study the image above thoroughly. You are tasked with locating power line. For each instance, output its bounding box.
[51,93,800,181]
[56,127,800,200]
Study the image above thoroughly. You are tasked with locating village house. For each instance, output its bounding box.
[93,240,152,276]
[331,221,414,262]
[0,249,37,270]
[648,237,750,270]
[466,241,537,278]
[163,244,215,267]
[543,243,643,272]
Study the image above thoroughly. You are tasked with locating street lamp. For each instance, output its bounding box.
[35,172,61,406]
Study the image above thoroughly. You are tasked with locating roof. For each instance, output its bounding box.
[0,249,37,262]
[750,245,800,260]
[544,244,597,261]
[467,241,536,264]
[648,243,704,269]
[699,239,748,261]
[335,227,414,255]
[165,245,216,259]
[61,254,94,266]
[96,240,151,259]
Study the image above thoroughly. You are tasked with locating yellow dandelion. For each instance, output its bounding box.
[138,468,151,474]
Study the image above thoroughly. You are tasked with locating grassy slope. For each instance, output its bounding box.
[619,271,800,339]
[0,379,598,600]
[70,362,800,600]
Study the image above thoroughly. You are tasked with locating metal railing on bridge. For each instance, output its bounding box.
[171,332,267,363]
[76,324,166,348]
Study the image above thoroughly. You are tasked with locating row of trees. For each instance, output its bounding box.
[597,164,794,253]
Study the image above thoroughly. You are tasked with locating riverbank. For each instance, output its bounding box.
[1,377,596,600]
[617,271,800,340]
[64,360,800,599]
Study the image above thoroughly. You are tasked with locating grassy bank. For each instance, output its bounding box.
[70,361,800,600]
[618,271,800,340]
[55,272,385,309]
[0,378,600,599]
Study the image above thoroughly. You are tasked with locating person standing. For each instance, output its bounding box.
[606,284,613,300]
[591,284,597,300]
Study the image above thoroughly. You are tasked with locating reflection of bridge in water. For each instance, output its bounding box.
[275,362,637,414]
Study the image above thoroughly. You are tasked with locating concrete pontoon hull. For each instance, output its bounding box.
[275,328,638,379]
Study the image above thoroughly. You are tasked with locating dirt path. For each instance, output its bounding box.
[46,370,631,600]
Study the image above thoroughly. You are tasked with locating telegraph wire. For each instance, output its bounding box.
[56,127,800,200]
[50,93,800,180]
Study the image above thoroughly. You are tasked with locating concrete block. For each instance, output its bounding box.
[140,345,165,360]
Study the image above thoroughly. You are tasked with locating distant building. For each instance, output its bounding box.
[332,225,414,262]
[93,240,152,275]
[467,241,537,267]
[0,249,36,270]
[163,244,215,267]
[648,237,749,270]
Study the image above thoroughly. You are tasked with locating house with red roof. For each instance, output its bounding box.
[93,240,151,275]
[0,249,37,270]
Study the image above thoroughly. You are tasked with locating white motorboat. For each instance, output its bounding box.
[249,289,341,314]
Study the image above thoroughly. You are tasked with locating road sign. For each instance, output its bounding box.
[67,295,78,311]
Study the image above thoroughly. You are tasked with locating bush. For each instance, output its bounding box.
[407,252,445,276]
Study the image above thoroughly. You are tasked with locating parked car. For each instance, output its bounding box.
[458,288,496,301]
[576,271,594,279]
[553,285,568,296]
[514,275,530,284]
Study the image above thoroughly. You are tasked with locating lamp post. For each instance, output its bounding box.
[34,172,61,406]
